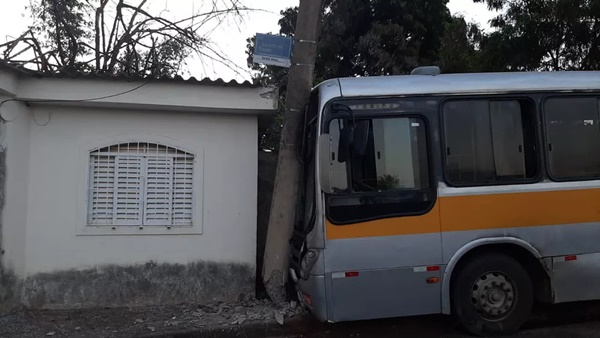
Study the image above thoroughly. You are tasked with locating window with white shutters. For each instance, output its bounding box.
[87,143,195,227]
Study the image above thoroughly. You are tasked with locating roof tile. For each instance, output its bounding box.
[0,59,259,88]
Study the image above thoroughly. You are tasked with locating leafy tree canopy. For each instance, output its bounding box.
[475,0,600,70]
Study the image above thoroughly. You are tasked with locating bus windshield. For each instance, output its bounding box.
[325,110,434,224]
[329,116,430,193]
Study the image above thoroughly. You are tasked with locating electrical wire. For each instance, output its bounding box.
[0,81,151,123]
[32,111,51,127]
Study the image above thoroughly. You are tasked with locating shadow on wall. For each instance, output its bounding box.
[0,148,19,314]
[0,269,18,314]
[256,150,277,298]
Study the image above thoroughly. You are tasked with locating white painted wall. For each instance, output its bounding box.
[0,97,31,277]
[23,105,257,274]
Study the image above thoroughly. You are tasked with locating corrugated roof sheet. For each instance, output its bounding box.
[0,59,260,88]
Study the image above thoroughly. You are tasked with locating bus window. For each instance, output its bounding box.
[326,116,433,224]
[442,99,537,186]
[544,97,600,179]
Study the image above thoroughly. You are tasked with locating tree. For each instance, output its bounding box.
[248,0,452,149]
[439,16,483,73]
[313,0,451,78]
[1,0,247,77]
[474,0,600,71]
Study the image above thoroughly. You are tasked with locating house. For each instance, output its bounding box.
[0,63,277,310]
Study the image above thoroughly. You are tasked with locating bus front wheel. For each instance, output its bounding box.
[452,253,533,336]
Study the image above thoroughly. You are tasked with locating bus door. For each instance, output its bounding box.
[320,105,442,321]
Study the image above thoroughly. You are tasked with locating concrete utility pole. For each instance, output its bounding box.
[262,0,323,304]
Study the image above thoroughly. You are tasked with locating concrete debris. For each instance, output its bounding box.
[0,296,308,337]
[274,311,285,325]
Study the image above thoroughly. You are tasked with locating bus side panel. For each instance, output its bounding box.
[329,266,443,322]
[325,233,442,271]
[552,252,600,303]
[442,222,600,304]
[439,184,600,304]
[324,230,443,321]
[442,222,600,263]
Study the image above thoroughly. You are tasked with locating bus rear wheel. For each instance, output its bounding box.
[452,253,533,336]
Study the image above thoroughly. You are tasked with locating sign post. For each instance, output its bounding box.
[252,33,293,68]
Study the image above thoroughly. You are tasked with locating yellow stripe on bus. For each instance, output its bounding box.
[325,188,600,240]
[325,203,441,240]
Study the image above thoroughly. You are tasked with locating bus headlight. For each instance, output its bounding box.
[300,249,319,280]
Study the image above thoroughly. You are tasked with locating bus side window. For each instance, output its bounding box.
[544,97,600,179]
[442,99,537,186]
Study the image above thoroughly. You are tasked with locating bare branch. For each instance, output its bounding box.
[2,0,251,79]
[104,0,123,70]
[95,0,109,69]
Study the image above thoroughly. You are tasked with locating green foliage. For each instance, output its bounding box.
[475,0,600,70]
[250,0,600,149]
[439,16,484,73]
[27,0,94,72]
[377,174,400,190]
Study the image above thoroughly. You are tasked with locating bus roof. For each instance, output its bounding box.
[323,71,600,98]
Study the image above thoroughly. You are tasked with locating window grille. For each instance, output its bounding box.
[87,142,194,226]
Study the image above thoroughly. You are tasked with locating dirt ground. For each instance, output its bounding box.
[3,300,600,338]
[0,296,305,338]
[164,301,600,338]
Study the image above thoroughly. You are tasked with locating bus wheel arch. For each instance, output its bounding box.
[442,238,551,316]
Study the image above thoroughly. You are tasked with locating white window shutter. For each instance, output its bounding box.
[172,156,194,225]
[113,155,143,225]
[87,143,195,227]
[143,156,173,225]
[88,155,116,225]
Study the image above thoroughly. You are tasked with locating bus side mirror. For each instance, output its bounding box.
[318,135,332,194]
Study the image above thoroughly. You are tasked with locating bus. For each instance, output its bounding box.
[288,67,600,336]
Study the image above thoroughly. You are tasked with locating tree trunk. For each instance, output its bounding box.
[262,0,323,304]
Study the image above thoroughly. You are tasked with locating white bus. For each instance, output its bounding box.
[289,68,600,335]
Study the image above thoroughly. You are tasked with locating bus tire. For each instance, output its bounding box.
[452,253,533,336]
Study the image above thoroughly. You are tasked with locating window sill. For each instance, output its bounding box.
[77,225,202,236]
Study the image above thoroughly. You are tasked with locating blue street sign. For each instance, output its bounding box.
[252,33,293,68]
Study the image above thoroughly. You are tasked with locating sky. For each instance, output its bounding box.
[0,0,497,82]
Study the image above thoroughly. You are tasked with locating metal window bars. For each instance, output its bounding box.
[88,142,194,227]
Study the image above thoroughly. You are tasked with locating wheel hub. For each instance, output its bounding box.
[470,271,516,320]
